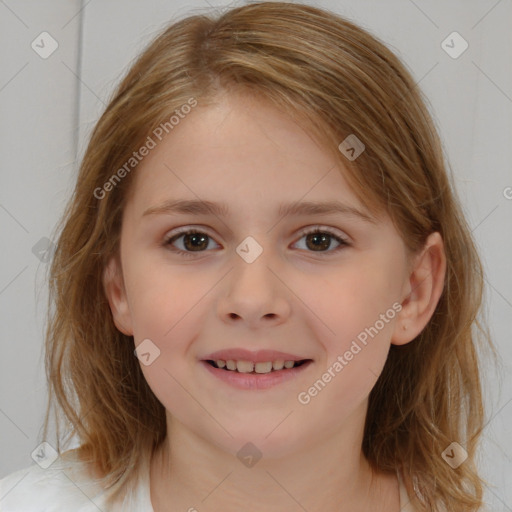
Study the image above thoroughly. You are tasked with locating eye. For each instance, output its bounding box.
[164,229,220,257]
[293,227,350,253]
[163,226,350,258]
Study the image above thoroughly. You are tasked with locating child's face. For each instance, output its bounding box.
[108,91,412,458]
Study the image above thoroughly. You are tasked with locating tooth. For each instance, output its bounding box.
[236,360,254,373]
[255,361,273,373]
[215,359,298,373]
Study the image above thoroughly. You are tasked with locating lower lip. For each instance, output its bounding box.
[200,360,313,390]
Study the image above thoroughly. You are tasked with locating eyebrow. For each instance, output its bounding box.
[142,199,377,224]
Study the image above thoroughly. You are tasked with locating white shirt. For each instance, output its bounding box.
[1,454,417,511]
[0,452,153,511]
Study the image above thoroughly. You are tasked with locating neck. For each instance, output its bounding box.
[149,411,399,512]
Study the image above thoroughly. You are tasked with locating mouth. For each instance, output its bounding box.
[200,348,314,389]
[205,358,312,374]
[200,357,314,390]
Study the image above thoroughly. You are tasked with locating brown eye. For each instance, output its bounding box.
[305,232,331,251]
[294,228,349,253]
[180,232,209,251]
[165,230,219,256]
[164,226,349,258]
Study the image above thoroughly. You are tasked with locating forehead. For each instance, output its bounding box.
[124,93,370,219]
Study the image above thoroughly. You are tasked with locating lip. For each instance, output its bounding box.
[200,359,314,390]
[202,348,308,363]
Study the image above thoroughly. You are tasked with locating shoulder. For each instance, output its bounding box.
[0,452,107,512]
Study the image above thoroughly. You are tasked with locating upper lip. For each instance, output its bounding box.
[202,348,310,363]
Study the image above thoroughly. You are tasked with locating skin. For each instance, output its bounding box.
[104,90,446,512]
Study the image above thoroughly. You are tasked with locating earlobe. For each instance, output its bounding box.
[103,255,134,336]
[391,232,446,345]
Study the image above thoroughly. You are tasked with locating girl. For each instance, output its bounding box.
[0,2,495,511]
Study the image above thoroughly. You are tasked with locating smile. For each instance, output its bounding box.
[201,359,313,390]
[207,359,310,373]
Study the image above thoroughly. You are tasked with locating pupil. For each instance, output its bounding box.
[307,233,330,251]
[185,233,208,251]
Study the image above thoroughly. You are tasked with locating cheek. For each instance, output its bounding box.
[296,273,398,421]
[125,259,216,402]
[130,281,204,426]
[125,256,212,339]
[315,263,400,336]
[304,256,403,382]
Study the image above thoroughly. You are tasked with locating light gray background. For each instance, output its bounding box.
[1,0,511,509]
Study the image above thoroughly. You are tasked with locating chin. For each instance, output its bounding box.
[208,426,305,462]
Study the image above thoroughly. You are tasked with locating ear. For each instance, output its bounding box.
[103,255,134,336]
[391,231,446,345]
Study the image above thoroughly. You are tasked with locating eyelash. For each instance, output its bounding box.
[163,226,350,258]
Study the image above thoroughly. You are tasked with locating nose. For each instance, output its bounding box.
[217,240,291,328]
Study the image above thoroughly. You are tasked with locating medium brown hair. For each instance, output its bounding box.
[41,2,495,510]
